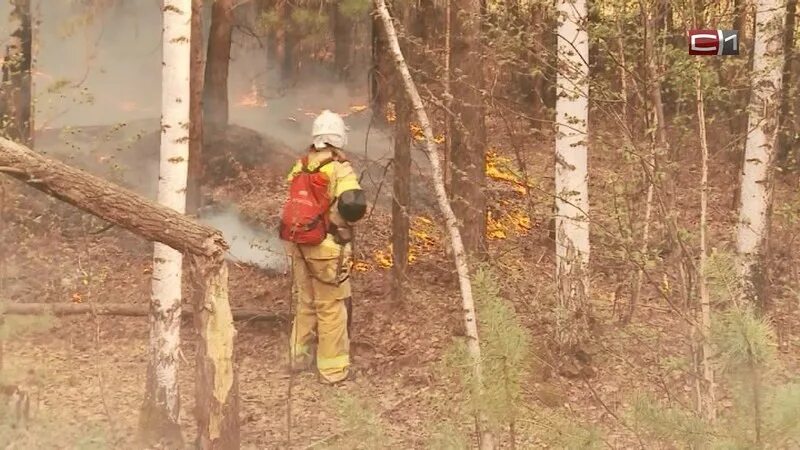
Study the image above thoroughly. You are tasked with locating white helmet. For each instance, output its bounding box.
[312,109,347,149]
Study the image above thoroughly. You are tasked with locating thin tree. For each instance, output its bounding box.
[370,0,393,122]
[373,1,495,447]
[449,0,487,259]
[554,0,591,351]
[392,70,411,303]
[776,0,797,166]
[695,71,717,421]
[332,0,354,81]
[187,0,205,215]
[736,0,786,310]
[691,0,716,417]
[203,0,233,129]
[281,0,295,83]
[139,0,192,445]
[0,0,32,146]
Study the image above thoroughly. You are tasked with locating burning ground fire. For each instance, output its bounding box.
[236,80,267,108]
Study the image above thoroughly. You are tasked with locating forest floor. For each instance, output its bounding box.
[1,115,799,449]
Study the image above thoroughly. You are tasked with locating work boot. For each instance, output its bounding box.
[319,367,355,385]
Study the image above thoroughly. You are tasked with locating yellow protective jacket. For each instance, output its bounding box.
[285,146,361,259]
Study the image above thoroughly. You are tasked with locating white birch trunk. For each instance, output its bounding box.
[736,0,786,307]
[373,1,494,448]
[554,0,590,350]
[139,0,192,444]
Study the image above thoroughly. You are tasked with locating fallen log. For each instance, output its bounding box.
[1,302,289,322]
[0,138,228,259]
[0,137,241,447]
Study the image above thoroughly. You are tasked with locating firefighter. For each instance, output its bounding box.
[280,110,366,384]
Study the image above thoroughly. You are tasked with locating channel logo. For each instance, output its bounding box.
[688,30,739,56]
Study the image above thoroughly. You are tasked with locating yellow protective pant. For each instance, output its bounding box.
[287,236,352,384]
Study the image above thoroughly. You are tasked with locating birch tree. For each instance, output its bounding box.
[373,1,494,447]
[139,0,192,445]
[554,0,590,351]
[736,0,786,310]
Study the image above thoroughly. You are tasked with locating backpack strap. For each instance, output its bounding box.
[301,156,337,173]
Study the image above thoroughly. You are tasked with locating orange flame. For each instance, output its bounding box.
[236,80,267,108]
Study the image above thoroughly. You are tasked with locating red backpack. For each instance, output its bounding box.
[279,156,335,245]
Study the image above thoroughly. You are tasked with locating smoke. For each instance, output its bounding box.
[198,204,288,272]
[6,1,435,260]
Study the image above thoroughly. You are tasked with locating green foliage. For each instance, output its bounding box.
[628,392,711,448]
[291,7,329,33]
[339,0,370,18]
[704,250,741,305]
[714,306,776,374]
[431,266,601,447]
[627,306,800,448]
[323,390,388,450]
[470,266,530,431]
[526,409,605,450]
[258,10,280,32]
[427,418,470,450]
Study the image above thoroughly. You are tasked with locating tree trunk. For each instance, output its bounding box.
[140,1,193,444]
[695,62,717,422]
[373,1,494,448]
[203,0,233,128]
[0,0,32,146]
[392,80,411,303]
[188,0,205,215]
[1,302,286,322]
[190,258,240,449]
[449,0,487,260]
[0,143,226,258]
[776,0,797,166]
[0,142,243,447]
[736,0,786,310]
[281,0,295,84]
[443,0,452,193]
[332,0,354,81]
[554,0,591,352]
[370,0,392,123]
[731,1,756,209]
[625,2,663,323]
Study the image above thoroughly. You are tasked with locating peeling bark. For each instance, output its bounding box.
[190,258,240,449]
[0,113,242,450]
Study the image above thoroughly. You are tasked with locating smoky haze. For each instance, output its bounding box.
[13,0,400,162]
[1,1,432,270]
